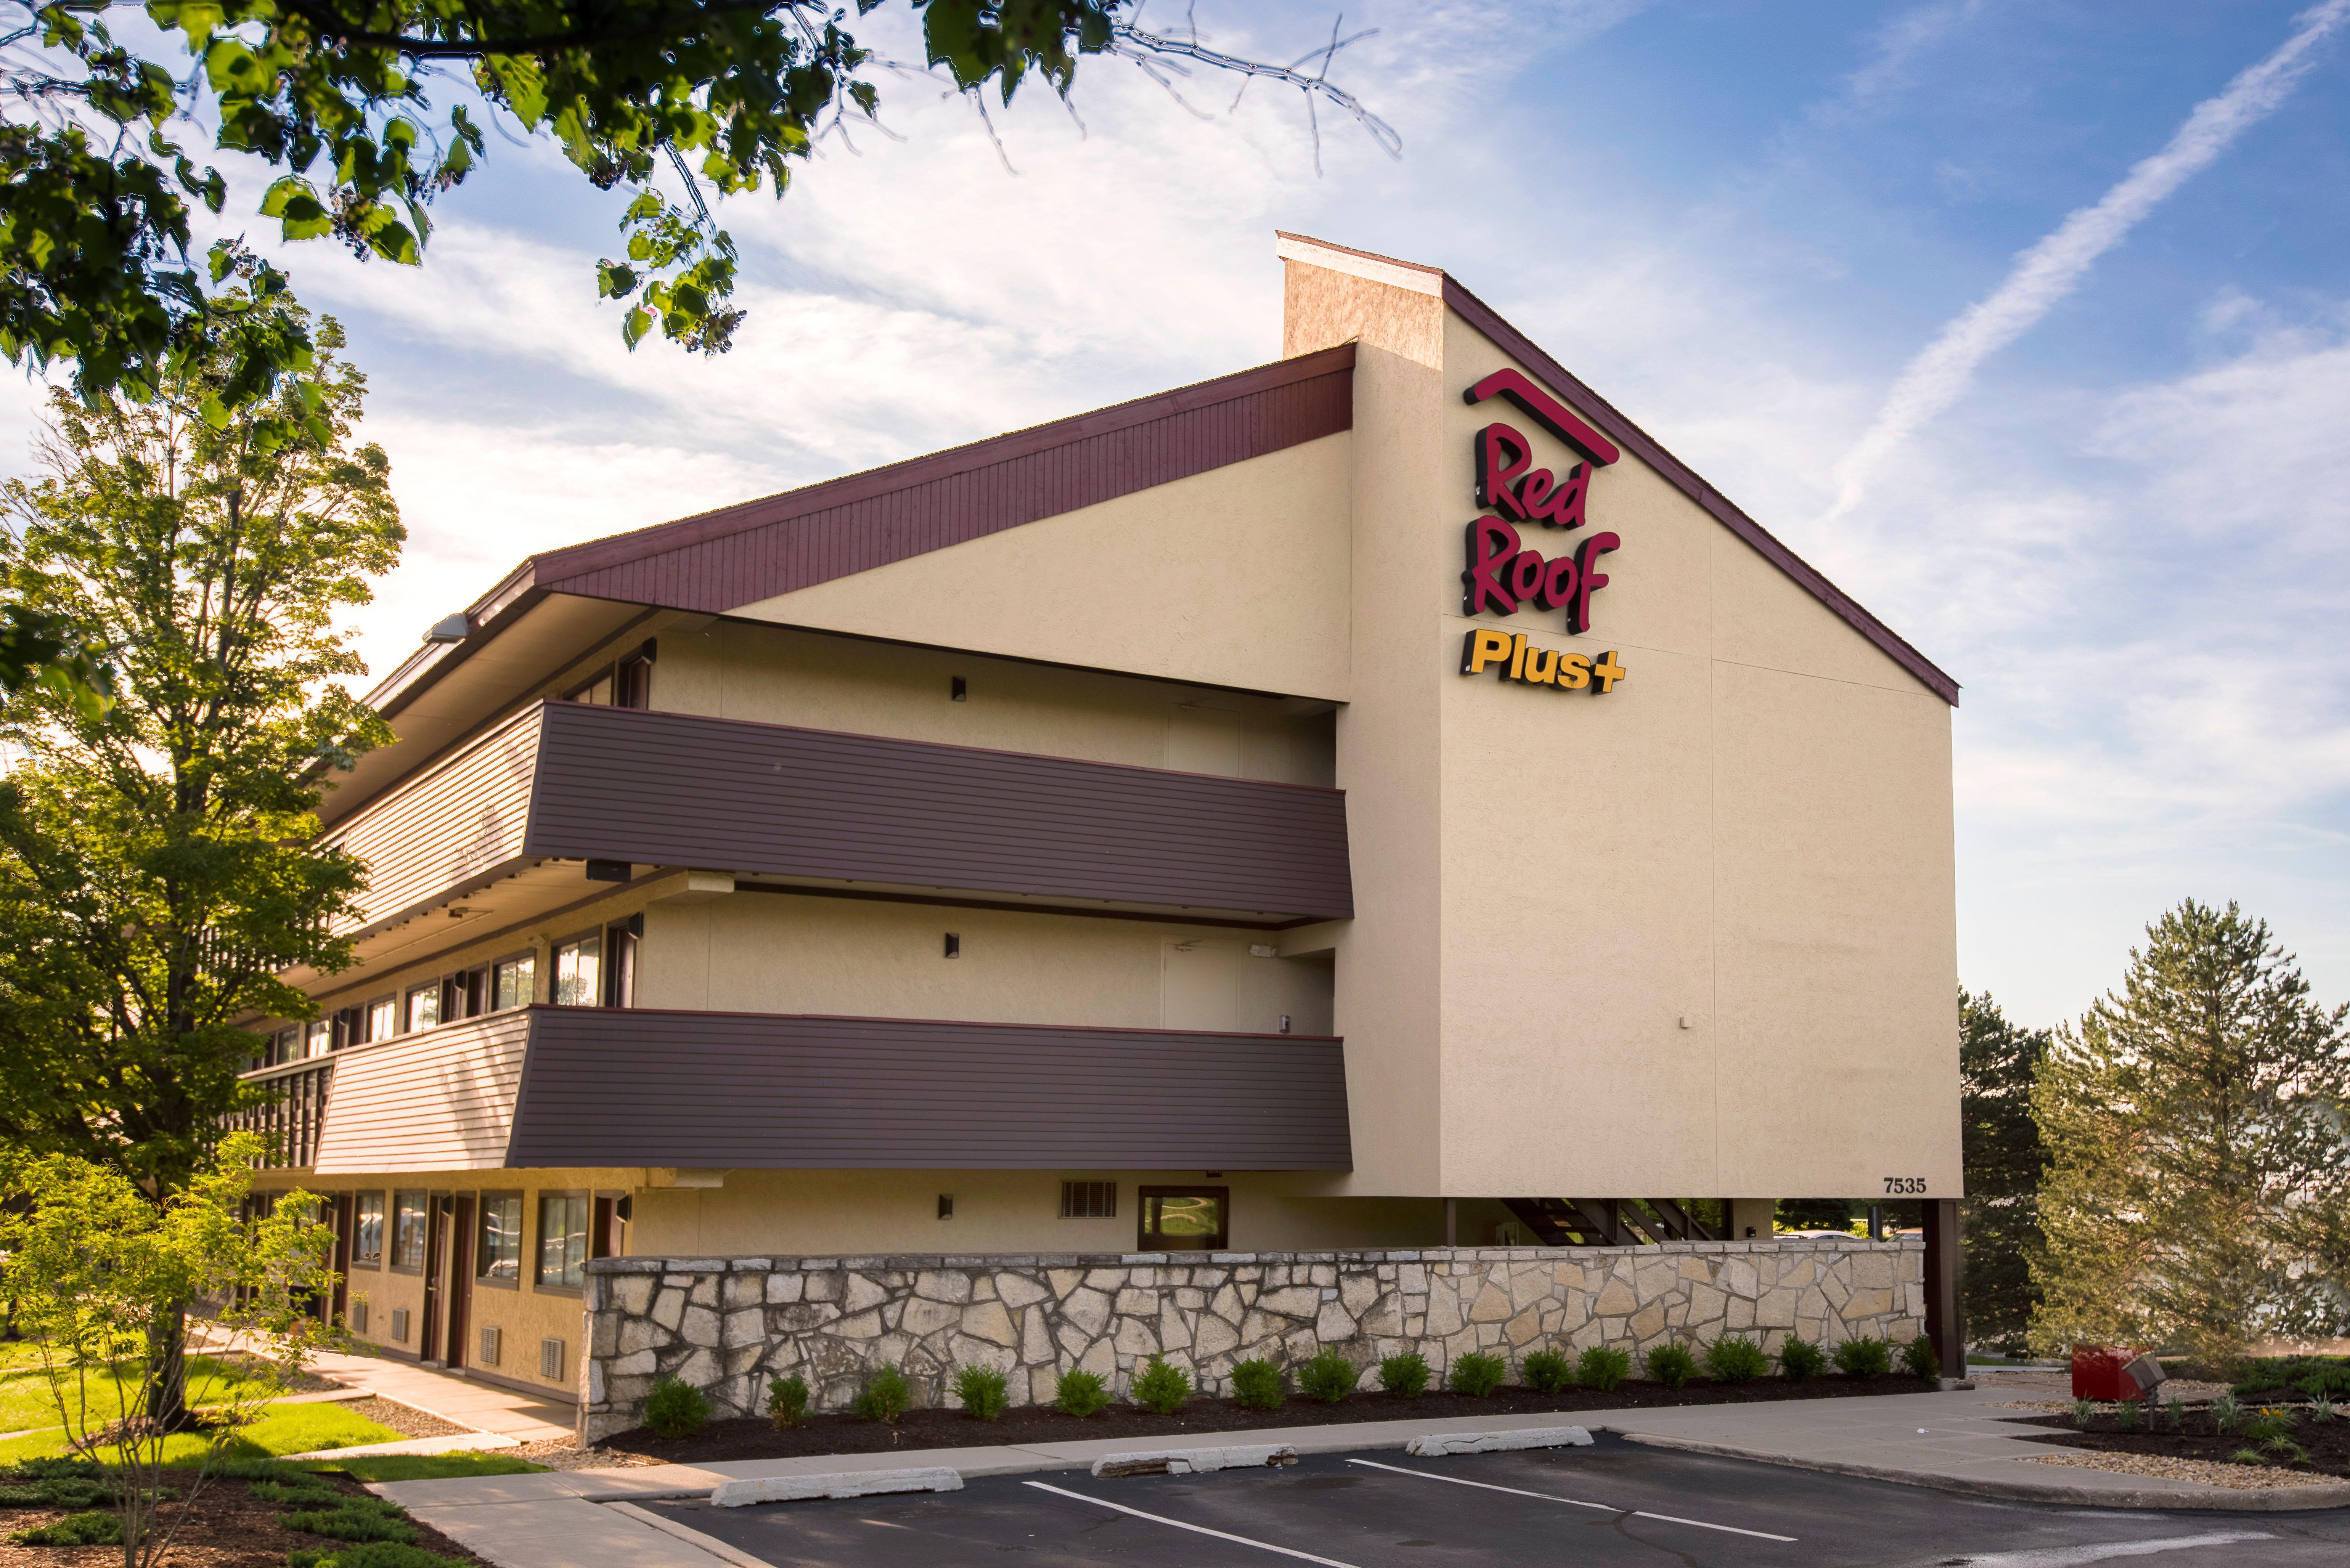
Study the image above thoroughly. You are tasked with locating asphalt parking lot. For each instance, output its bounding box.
[642,1435,2350,1566]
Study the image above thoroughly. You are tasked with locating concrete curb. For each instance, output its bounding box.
[1091,1444,1299,1478]
[606,1501,782,1566]
[1617,1432,2350,1513]
[1406,1426,1592,1457]
[710,1467,963,1508]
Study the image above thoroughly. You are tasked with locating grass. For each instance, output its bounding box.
[301,1454,547,1483]
[0,1352,291,1437]
[0,1401,400,1465]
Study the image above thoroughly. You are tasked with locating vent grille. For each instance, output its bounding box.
[349,1301,369,1335]
[1059,1181,1117,1219]
[540,1337,565,1380]
[478,1324,502,1366]
[390,1308,410,1343]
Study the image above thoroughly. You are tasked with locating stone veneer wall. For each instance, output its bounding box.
[578,1239,1926,1442]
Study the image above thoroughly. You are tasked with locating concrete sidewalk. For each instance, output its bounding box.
[301,1347,575,1444]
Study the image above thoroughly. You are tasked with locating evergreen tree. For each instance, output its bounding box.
[2030,900,2350,1366]
[1959,987,2050,1355]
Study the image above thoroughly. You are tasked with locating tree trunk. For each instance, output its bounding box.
[145,1303,196,1431]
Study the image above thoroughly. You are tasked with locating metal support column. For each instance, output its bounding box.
[1923,1197,1963,1379]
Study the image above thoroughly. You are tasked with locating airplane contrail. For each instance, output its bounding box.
[1825,0,2350,522]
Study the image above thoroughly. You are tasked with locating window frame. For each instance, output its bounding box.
[490,949,537,1012]
[365,994,398,1042]
[405,984,441,1034]
[1059,1180,1118,1219]
[551,928,602,1007]
[534,1189,592,1294]
[390,1191,429,1274]
[351,1191,386,1269]
[604,915,641,1008]
[1136,1185,1229,1252]
[303,1019,331,1059]
[475,1190,525,1289]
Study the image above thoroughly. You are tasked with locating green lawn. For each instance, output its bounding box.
[0,1351,288,1437]
[307,1452,548,1482]
[0,1401,400,1465]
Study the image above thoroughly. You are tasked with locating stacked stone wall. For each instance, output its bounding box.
[579,1239,1925,1442]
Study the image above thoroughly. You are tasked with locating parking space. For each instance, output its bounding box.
[639,1436,2350,1566]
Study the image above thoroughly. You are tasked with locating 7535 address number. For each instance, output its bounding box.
[1883,1177,1928,1195]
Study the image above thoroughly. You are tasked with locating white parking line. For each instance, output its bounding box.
[1344,1457,1798,1542]
[1023,1481,1368,1567]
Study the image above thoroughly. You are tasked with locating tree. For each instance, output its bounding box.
[1959,986,2049,1356]
[0,273,397,1415]
[2,0,1396,408]
[0,1135,339,1567]
[2029,899,2350,1367]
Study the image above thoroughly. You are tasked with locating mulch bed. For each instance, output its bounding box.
[0,1467,488,1567]
[2010,1406,2350,1481]
[603,1374,1941,1464]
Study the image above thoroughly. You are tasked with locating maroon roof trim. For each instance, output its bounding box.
[527,344,1357,614]
[1440,277,1959,706]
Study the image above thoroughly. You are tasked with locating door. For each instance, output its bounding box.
[419,1192,447,1362]
[446,1195,475,1371]
[328,1195,353,1325]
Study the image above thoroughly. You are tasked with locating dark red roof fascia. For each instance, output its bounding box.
[526,343,1357,613]
[1441,278,1959,707]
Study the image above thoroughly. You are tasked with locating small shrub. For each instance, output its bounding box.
[285,1499,420,1546]
[0,1457,114,1510]
[2167,1395,2186,1431]
[766,1372,811,1429]
[289,1547,472,1568]
[1576,1345,1632,1392]
[855,1366,912,1425]
[1521,1348,1573,1395]
[11,1510,121,1547]
[1778,1338,1826,1382]
[1378,1351,1431,1397]
[2242,1409,2298,1443]
[250,1479,348,1506]
[1132,1356,1193,1416]
[2115,1400,2138,1433]
[644,1376,712,1439]
[1230,1358,1285,1411]
[1703,1336,1769,1385]
[2313,1391,2338,1423]
[2230,1447,2268,1466]
[1832,1337,1892,1380]
[1645,1343,1697,1388]
[1900,1335,1940,1381]
[2072,1397,2096,1428]
[1056,1368,1111,1417]
[1450,1351,1507,1398]
[1299,1350,1362,1404]
[2262,1434,2310,1464]
[2214,1392,2242,1434]
[953,1364,1010,1422]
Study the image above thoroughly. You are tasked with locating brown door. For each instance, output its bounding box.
[446,1195,475,1371]
[419,1194,447,1361]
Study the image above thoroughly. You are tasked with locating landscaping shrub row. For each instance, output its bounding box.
[634,1332,1945,1438]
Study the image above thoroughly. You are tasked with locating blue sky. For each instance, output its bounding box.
[9,0,2346,1029]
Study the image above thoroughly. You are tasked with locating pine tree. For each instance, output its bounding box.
[2030,900,2350,1366]
[1960,988,2050,1355]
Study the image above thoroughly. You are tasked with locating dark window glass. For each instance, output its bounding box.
[1137,1186,1228,1251]
[478,1193,523,1285]
[1059,1181,1117,1219]
[537,1194,590,1289]
[353,1193,385,1266]
[553,933,600,1006]
[492,953,535,1011]
[391,1192,428,1272]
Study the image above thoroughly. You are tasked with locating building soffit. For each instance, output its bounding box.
[1274,230,1960,708]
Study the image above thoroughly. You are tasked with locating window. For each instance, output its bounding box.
[477,1192,523,1287]
[615,649,653,709]
[391,1192,427,1273]
[304,1020,331,1059]
[330,1005,363,1051]
[405,985,440,1033]
[366,995,397,1041]
[353,1193,385,1268]
[537,1194,590,1290]
[604,916,640,1008]
[1137,1186,1228,1251]
[492,952,535,1011]
[1060,1181,1117,1219]
[552,932,601,1006]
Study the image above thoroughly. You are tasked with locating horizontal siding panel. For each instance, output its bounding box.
[324,708,543,930]
[525,703,1354,919]
[505,1006,1351,1170]
[311,1012,533,1173]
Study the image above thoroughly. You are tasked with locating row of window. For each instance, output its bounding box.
[348,1189,625,1292]
[253,917,643,1070]
[1051,1181,1230,1250]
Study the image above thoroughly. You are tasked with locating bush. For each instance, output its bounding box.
[1900,1335,1940,1380]
[2213,1391,2242,1433]
[1450,1351,1507,1398]
[1377,1351,1431,1397]
[0,1459,115,1510]
[1131,1356,1192,1416]
[1521,1348,1572,1395]
[953,1364,1010,1422]
[1575,1345,1632,1393]
[288,1546,473,1568]
[1056,1368,1111,1417]
[644,1376,712,1439]
[250,1479,347,1506]
[2232,1356,2350,1401]
[766,1373,810,1429]
[1702,1336,1769,1385]
[1833,1337,1892,1380]
[1779,1338,1826,1381]
[1230,1358,1285,1411]
[1645,1343,1697,1388]
[284,1498,419,1546]
[855,1366,912,1425]
[1299,1350,1362,1404]
[11,1509,121,1546]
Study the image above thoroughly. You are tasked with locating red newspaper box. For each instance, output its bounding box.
[2072,1343,2166,1402]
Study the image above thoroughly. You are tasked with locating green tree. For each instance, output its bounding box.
[0,276,397,1415]
[1959,986,2049,1356]
[2030,899,2350,1366]
[2,0,1394,404]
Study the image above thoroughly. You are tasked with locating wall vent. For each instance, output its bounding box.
[478,1324,502,1366]
[390,1308,410,1343]
[540,1337,565,1380]
[348,1301,369,1335]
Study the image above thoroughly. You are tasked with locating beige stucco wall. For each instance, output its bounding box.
[721,435,1354,703]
